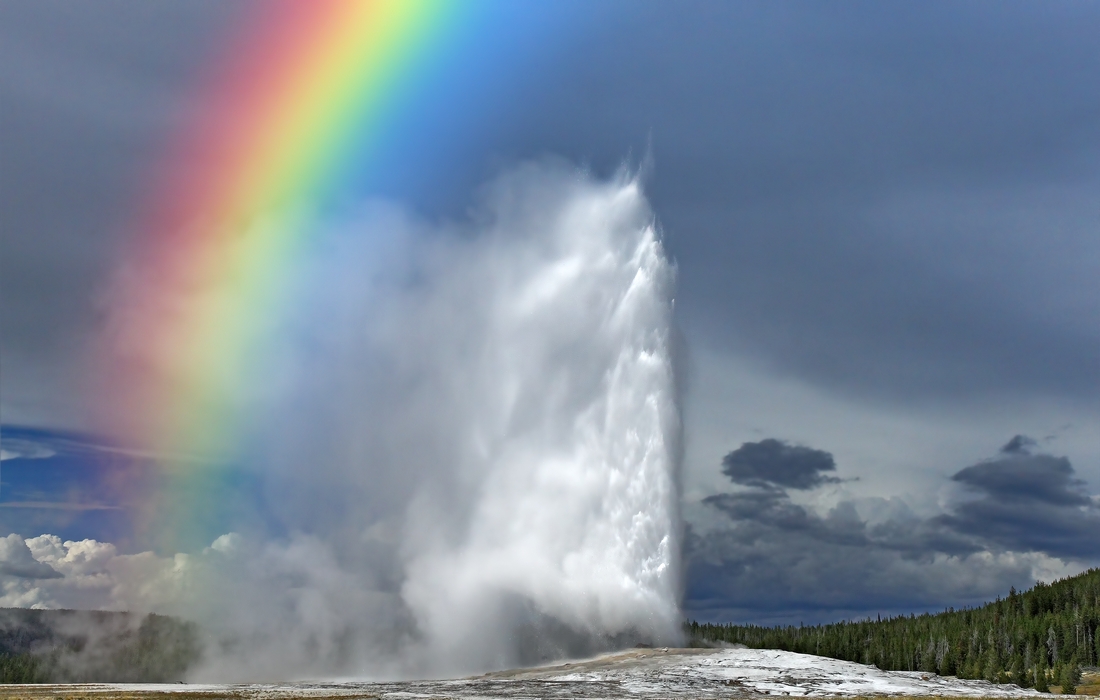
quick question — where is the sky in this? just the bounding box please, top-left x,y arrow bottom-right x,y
2,0 -> 1099,640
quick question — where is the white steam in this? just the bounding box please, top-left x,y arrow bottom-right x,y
7,162 -> 682,679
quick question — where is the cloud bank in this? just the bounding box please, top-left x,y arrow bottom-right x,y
686,437 -> 1099,625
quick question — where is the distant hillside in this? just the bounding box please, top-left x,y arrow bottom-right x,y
0,608 -> 200,682
689,568 -> 1099,693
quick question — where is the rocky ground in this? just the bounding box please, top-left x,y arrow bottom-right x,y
1,647 -> 1095,699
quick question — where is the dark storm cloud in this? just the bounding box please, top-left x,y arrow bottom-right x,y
4,1 -> 1100,427
935,498 -> 1100,562
952,452 -> 1089,507
496,1 -> 1100,402
721,439 -> 839,490
704,491 -> 870,549
688,437 -> 1100,624
933,437 -> 1100,559
702,478 -> 977,560
684,506 -> 1022,626
1001,435 -> 1037,455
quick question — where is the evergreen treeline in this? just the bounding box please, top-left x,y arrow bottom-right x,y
0,608 -> 201,682
689,568 -> 1100,693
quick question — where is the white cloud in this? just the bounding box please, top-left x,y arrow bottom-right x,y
0,533 -> 62,581
0,438 -> 56,461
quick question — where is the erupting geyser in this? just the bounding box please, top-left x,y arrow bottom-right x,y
396,166 -> 683,672
96,164 -> 682,679
273,164 -> 683,676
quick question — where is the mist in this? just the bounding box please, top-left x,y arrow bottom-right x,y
5,162 -> 683,680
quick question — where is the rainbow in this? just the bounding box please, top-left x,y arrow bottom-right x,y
101,0 -> 568,548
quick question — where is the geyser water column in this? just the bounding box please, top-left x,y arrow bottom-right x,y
227,164 -> 684,677
385,167 -> 684,672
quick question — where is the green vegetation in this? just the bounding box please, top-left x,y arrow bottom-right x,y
688,568 -> 1100,691
0,650 -> 42,683
0,609 -> 201,682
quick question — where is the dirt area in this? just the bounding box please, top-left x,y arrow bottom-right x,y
1073,670 -> 1100,696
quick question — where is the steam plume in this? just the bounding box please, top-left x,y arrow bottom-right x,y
10,162 -> 682,679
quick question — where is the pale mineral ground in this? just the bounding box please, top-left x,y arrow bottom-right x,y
2,646 -> 1086,700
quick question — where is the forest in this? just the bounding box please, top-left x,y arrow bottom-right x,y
3,570 -> 1098,686
0,608 -> 200,682
689,568 -> 1100,693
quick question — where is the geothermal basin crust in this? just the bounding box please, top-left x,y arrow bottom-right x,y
0,647 -> 1071,699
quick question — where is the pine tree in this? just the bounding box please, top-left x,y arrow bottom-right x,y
1035,653 -> 1050,693
984,644 -> 1003,683
1059,659 -> 1080,696
941,649 -> 956,677
921,640 -> 938,674
960,646 -> 976,679
1010,654 -> 1028,688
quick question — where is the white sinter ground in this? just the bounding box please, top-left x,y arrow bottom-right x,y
536,647 -> 1046,697
40,648 -> 1047,698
